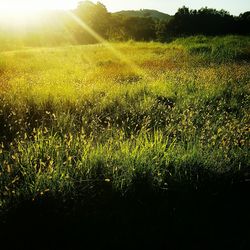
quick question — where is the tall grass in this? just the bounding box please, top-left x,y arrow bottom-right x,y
0,36 -> 249,212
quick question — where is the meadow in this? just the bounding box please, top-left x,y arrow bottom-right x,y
0,35 -> 249,248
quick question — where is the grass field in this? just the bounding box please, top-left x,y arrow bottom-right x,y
0,35 -> 250,249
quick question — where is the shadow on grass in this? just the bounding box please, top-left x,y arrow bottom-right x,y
1,179 -> 250,250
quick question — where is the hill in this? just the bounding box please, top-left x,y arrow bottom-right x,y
114,9 -> 172,21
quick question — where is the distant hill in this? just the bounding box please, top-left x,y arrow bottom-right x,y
114,9 -> 172,21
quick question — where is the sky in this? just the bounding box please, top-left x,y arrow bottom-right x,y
100,0 -> 250,15
0,0 -> 249,15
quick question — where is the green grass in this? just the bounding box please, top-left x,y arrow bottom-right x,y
0,36 -> 249,212
173,35 -> 250,62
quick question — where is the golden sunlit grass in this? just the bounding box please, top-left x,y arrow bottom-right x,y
0,36 -> 249,212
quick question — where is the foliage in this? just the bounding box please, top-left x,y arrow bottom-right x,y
73,1 -> 111,43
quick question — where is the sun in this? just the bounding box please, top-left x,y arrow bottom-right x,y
0,0 -> 76,26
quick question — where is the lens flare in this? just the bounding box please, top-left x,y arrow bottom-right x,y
0,0 -> 75,26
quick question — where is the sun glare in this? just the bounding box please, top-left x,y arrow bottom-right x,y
0,0 -> 76,26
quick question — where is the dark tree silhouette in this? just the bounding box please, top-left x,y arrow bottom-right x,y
164,6 -> 249,38
237,11 -> 250,34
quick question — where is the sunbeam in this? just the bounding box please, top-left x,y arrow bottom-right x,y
66,11 -> 148,78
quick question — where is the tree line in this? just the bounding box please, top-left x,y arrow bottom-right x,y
72,1 -> 250,43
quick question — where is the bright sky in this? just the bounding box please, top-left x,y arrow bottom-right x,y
0,0 -> 249,15
101,0 -> 250,15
